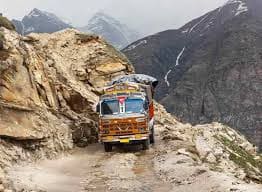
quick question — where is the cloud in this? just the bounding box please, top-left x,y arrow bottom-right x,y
105,0 -> 227,35
0,0 -> 227,35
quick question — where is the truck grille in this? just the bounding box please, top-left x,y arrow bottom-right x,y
111,123 -> 131,131
102,122 -> 147,135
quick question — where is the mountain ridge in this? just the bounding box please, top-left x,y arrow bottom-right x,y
12,9 -> 141,49
79,11 -> 141,49
12,8 -> 72,35
123,0 -> 262,150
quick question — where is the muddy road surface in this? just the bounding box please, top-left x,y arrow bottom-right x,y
7,143 -> 172,192
6,127 -> 262,192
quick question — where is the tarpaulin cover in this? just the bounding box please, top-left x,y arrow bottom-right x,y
108,74 -> 158,88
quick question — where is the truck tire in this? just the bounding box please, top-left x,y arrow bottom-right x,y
104,143 -> 113,152
142,139 -> 150,150
150,127 -> 155,144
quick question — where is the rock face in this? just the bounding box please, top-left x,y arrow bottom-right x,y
154,103 -> 262,187
80,12 -> 141,49
123,0 -> 262,150
0,27 -> 132,144
12,8 -> 72,35
0,26 -> 133,190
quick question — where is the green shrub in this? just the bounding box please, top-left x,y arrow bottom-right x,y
0,16 -> 15,30
216,135 -> 262,180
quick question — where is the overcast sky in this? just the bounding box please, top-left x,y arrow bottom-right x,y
0,0 -> 227,35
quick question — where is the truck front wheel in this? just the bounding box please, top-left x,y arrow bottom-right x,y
104,143 -> 113,152
150,128 -> 155,144
142,139 -> 150,150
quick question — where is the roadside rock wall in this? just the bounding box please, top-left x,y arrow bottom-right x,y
154,103 -> 262,184
0,27 -> 133,189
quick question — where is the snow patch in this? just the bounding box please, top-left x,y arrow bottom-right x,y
204,21 -> 214,30
189,14 -> 209,33
88,12 -> 119,27
125,40 -> 147,51
176,47 -> 186,66
87,12 -> 140,48
182,29 -> 189,34
164,47 -> 186,87
235,1 -> 248,16
88,25 -> 103,32
25,26 -> 35,33
164,70 -> 172,87
227,0 -> 248,16
27,10 -> 40,18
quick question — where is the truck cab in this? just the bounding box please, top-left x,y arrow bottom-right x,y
97,78 -> 157,152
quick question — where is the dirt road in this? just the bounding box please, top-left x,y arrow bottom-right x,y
6,127 -> 262,192
7,142 -> 173,192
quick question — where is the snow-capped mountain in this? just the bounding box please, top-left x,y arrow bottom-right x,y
79,12 -> 140,49
12,8 -> 72,35
123,0 -> 262,150
12,10 -> 140,49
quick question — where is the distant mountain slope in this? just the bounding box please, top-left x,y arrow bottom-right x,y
12,8 -> 72,35
123,0 -> 262,150
79,12 -> 140,49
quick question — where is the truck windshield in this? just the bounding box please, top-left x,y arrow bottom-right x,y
101,100 -> 119,115
125,98 -> 144,113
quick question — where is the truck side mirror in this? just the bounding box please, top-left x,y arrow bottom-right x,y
96,104 -> 100,113
144,101 -> 149,110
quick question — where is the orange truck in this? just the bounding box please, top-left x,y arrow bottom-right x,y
97,74 -> 158,152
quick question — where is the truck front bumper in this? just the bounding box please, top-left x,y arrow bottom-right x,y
100,134 -> 149,144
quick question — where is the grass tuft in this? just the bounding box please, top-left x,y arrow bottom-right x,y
215,135 -> 262,182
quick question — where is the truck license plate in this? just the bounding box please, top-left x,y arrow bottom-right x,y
120,139 -> 130,143
106,136 -> 114,141
135,134 -> 142,139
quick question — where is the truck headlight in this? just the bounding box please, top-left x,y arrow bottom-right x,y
136,118 -> 146,122
102,120 -> 110,124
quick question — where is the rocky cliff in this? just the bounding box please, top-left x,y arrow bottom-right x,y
0,26 -> 133,190
123,0 -> 262,151
155,103 -> 262,186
